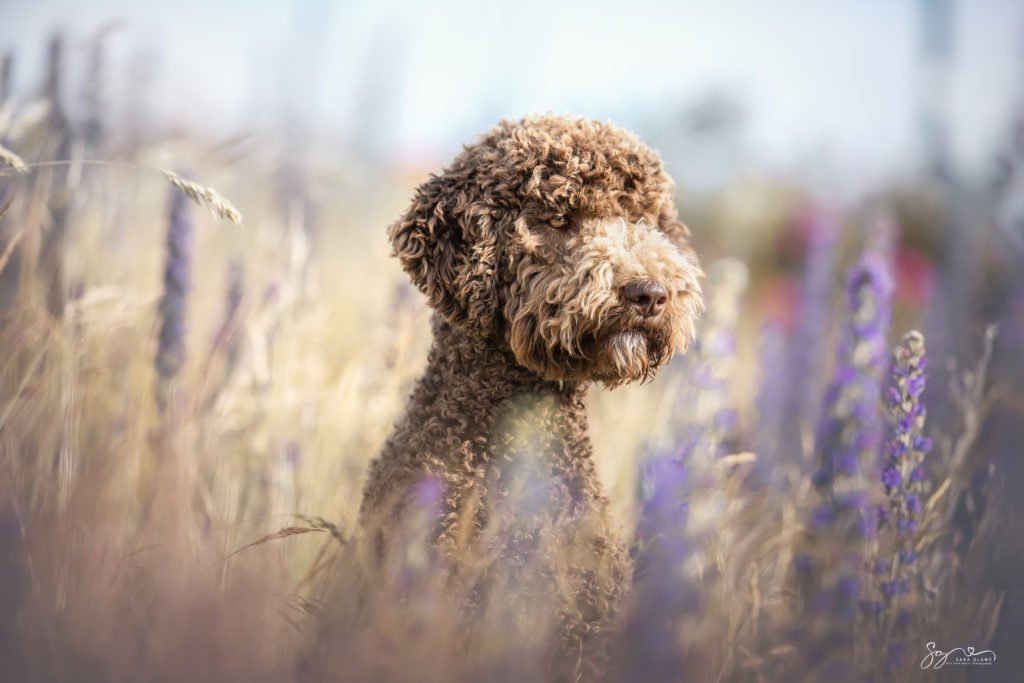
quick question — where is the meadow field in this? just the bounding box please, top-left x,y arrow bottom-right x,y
1,23 -> 1024,683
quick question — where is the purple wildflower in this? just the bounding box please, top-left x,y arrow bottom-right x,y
634,455 -> 691,572
876,504 -> 890,526
881,331 -> 930,541
905,494 -> 922,514
882,466 -> 901,489
812,503 -> 835,527
860,600 -> 883,617
813,252 -> 893,494
756,209 -> 841,487
809,251 -> 893,544
884,639 -> 907,673
155,177 -> 193,412
677,259 -> 747,463
391,474 -> 446,593
800,251 -> 893,673
897,517 -> 918,534
621,455 -> 700,681
869,331 -> 931,661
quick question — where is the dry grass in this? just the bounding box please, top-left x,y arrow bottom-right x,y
0,87 -> 1016,682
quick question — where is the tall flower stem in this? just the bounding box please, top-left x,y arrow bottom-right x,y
155,177 -> 193,414
878,331 -> 930,663
801,251 -> 893,674
812,252 -> 893,529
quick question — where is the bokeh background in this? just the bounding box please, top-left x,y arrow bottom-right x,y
2,1 -> 1024,681
9,0 -> 1024,180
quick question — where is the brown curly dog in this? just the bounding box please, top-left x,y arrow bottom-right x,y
359,114 -> 703,676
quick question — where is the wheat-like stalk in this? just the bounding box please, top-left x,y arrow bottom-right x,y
224,526 -> 325,559
162,169 -> 242,226
0,143 -> 28,174
0,226 -> 23,277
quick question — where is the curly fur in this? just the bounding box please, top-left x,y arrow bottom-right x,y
359,114 -> 704,675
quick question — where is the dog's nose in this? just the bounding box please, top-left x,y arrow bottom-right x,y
623,280 -> 669,317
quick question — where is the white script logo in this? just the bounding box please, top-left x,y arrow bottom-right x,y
920,641 -> 996,670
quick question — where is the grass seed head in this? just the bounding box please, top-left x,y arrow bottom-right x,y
0,143 -> 28,174
162,169 -> 242,226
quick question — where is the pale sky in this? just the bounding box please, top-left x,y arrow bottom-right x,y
2,0 -> 1023,186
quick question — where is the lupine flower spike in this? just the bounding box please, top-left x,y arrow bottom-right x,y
872,331 -> 930,670
811,253 -> 893,550
799,252 -> 893,676
155,178 -> 194,412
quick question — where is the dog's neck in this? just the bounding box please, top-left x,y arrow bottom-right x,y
392,315 -> 593,482
361,313 -> 599,520
424,314 -> 587,405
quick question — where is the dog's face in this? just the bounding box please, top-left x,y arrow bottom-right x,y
390,115 -> 703,387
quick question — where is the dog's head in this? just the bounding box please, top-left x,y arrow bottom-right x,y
390,115 -> 703,387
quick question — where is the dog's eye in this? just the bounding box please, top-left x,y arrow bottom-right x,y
548,214 -> 568,228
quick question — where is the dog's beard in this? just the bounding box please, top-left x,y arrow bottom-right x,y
590,323 -> 675,387
508,309 -> 683,387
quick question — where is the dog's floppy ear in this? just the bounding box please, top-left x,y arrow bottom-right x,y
388,167 -> 501,335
